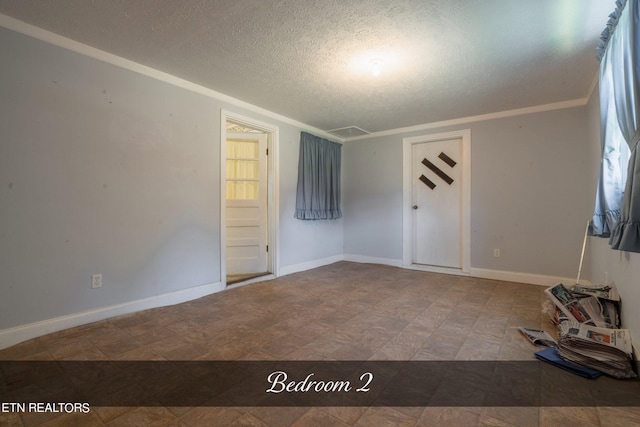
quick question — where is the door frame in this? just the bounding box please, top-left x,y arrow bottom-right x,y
402,129 -> 471,274
220,110 -> 279,286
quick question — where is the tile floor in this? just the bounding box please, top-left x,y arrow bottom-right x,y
0,262 -> 638,426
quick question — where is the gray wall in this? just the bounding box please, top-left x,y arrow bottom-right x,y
344,107 -> 593,279
586,83 -> 640,346
276,127 -> 344,268
8,22 -> 634,345
0,27 -> 343,330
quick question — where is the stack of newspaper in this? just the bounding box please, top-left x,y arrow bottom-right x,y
556,321 -> 637,379
518,327 -> 556,347
544,283 -> 620,329
541,283 -> 636,378
572,284 -> 621,328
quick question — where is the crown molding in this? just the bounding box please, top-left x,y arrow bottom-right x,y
0,12 -> 596,144
344,98 -> 589,142
0,13 -> 341,142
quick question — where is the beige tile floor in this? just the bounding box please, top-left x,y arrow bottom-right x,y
1,262 -> 638,426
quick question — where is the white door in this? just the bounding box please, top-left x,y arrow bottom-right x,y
225,132 -> 268,275
411,138 -> 463,268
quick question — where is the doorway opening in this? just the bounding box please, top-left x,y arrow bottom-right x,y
221,111 -> 279,287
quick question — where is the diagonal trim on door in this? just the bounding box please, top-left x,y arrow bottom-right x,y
422,157 -> 454,185
419,174 -> 436,189
438,152 -> 457,168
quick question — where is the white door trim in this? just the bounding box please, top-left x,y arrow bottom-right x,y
220,110 -> 280,285
402,129 -> 471,274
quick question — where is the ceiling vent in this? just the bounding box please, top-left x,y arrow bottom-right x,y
327,126 -> 370,139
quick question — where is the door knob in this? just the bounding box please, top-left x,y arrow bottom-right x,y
412,205 -> 418,210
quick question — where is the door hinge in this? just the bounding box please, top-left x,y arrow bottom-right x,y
266,245 -> 269,252
266,148 -> 269,156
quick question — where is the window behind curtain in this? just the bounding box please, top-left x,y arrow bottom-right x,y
591,0 -> 640,253
294,132 -> 342,220
590,76 -> 632,237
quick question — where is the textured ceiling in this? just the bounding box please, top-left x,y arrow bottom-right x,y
0,0 -> 614,135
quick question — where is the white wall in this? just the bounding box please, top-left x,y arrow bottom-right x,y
0,26 -> 343,339
586,83 -> 640,346
344,107 -> 593,281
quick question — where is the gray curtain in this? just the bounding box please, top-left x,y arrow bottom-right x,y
590,38 -> 628,237
294,132 -> 342,220
599,0 -> 640,252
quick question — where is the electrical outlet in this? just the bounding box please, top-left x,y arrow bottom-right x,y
493,248 -> 500,258
91,274 -> 102,289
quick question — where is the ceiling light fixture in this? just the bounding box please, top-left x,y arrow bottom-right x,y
369,58 -> 383,76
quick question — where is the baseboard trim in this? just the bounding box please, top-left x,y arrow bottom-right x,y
341,257 -> 581,287
469,268 -> 590,287
343,254 -> 403,267
403,264 -> 470,276
278,255 -> 345,277
0,259 -> 593,350
0,281 -> 223,350
2,254 -> 347,350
